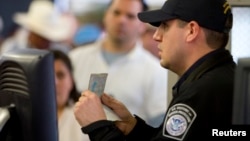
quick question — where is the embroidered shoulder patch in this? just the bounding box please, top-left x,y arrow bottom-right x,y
163,103 -> 196,140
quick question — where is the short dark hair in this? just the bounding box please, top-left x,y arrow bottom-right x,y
107,0 -> 149,12
177,20 -> 230,49
203,29 -> 229,49
205,13 -> 232,49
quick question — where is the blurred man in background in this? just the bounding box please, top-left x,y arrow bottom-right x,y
69,0 -> 168,127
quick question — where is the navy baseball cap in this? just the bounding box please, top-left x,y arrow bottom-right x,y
138,0 -> 233,33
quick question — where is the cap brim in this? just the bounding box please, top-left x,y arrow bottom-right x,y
138,10 -> 176,27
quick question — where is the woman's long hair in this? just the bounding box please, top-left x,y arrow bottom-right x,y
51,50 -> 80,106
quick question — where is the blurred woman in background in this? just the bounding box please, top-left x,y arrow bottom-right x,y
52,50 -> 89,141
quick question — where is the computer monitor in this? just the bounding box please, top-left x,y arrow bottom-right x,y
0,48 -> 58,141
232,57 -> 250,125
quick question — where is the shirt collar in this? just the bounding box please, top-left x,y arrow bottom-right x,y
173,48 -> 226,91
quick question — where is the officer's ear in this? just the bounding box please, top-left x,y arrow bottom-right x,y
186,21 -> 200,42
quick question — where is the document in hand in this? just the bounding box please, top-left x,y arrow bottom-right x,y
88,73 -> 121,121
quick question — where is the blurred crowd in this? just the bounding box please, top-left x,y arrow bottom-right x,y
0,0 -> 160,58
0,0 -> 168,141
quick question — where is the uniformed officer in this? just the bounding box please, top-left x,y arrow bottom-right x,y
74,0 -> 235,140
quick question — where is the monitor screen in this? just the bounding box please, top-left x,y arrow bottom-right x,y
232,57 -> 250,125
0,48 -> 58,141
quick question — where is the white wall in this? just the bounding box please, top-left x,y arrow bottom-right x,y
68,0 -> 165,15
231,7 -> 250,63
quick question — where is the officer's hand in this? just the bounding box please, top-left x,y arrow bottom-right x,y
101,94 -> 137,135
74,90 -> 107,127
